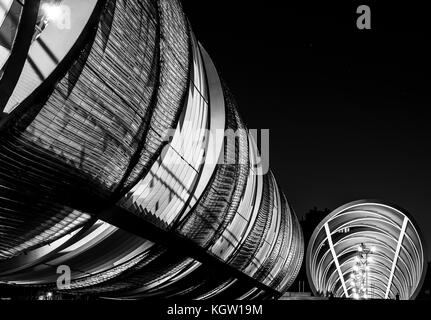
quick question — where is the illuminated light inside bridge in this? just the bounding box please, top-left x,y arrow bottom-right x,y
306,200 -> 427,300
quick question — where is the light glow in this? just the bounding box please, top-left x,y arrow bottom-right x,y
41,3 -> 63,21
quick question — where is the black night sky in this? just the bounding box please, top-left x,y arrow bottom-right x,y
182,1 -> 431,256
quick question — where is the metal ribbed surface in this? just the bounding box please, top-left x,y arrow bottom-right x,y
0,0 -> 304,299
